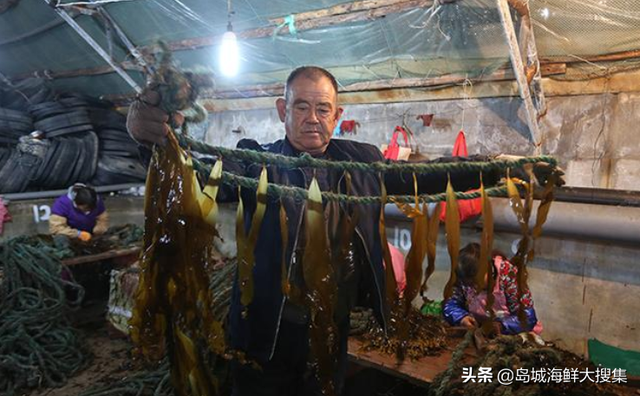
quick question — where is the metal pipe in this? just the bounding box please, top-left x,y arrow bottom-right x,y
491,198 -> 640,245
554,186 -> 640,208
44,0 -> 142,93
385,196 -> 640,245
1,183 -> 144,202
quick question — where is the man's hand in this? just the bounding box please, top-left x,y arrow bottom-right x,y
495,154 -> 566,187
78,231 -> 92,242
126,89 -> 173,146
460,315 -> 478,329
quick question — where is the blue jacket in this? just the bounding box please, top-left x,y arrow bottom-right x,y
221,137 -> 498,363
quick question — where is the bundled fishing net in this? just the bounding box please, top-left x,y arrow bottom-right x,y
0,237 -> 88,396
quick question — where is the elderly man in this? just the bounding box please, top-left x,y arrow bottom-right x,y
127,66 -> 546,395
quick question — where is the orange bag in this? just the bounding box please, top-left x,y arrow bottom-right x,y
439,131 -> 482,222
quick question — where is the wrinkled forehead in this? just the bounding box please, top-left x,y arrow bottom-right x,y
285,75 -> 338,105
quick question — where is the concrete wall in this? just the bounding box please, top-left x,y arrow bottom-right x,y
204,92 -> 640,190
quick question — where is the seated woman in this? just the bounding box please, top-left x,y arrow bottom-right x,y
49,184 -> 109,242
443,243 -> 542,335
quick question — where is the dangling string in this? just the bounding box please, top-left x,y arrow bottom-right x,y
460,77 -> 472,132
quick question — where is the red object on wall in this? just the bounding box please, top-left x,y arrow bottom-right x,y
439,130 -> 482,222
383,126 -> 410,160
417,114 -> 435,127
339,120 -> 359,135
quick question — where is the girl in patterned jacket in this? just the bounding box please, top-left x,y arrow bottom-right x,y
443,242 -> 542,335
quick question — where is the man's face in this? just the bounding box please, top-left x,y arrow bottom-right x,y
276,75 -> 343,156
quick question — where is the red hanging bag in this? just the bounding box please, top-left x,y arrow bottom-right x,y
439,131 -> 482,222
383,126 -> 411,161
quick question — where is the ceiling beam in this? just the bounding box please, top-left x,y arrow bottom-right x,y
142,0 -> 444,55
268,0 -> 454,25
103,63 -> 566,105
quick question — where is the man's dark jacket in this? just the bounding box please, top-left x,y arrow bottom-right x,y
221,137 -> 496,364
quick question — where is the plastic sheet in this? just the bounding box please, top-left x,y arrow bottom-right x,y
1,0 -> 640,96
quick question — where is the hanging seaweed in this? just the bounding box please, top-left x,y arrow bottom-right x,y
506,171 -> 533,325
279,202 -> 290,296
378,176 -> 399,307
443,176 -> 461,300
130,133 -> 225,396
476,176 -> 493,291
236,167 -> 268,309
303,178 -> 338,396
529,171 -> 558,260
420,199 -> 441,303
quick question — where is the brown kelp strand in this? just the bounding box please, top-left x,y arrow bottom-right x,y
506,173 -> 534,325
476,178 -> 493,291
303,178 -> 339,396
443,177 -> 461,300
420,201 -> 441,301
279,202 -> 290,296
530,172 -> 558,257
390,175 -> 428,359
236,167 -> 268,309
378,178 -> 398,306
360,308 -> 447,360
130,134 -> 225,396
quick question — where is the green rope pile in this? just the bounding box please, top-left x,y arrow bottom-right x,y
0,237 -> 88,396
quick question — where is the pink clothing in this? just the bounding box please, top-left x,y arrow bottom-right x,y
387,243 -> 406,294
0,198 -> 11,235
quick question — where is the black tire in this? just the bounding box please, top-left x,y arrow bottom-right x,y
44,124 -> 94,138
32,139 -> 59,185
81,132 -> 99,182
0,107 -> 32,124
34,111 -> 90,132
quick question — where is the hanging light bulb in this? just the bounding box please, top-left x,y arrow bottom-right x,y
219,1 -> 240,77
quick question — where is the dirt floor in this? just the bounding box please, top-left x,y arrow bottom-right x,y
25,326 -> 131,396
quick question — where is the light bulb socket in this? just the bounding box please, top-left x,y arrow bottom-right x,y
227,21 -> 233,32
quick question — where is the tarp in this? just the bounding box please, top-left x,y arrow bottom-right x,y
1,0 -> 640,98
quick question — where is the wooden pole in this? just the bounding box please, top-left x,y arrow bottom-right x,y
508,0 -> 546,117
496,0 -> 541,151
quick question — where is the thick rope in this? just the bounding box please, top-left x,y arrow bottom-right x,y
0,238 -> 88,396
178,134 -> 557,175
190,158 -> 509,204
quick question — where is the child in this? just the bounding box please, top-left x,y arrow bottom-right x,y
49,183 -> 109,242
443,243 -> 542,335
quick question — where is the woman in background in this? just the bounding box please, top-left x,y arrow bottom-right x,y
49,183 -> 108,242
443,243 -> 542,335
